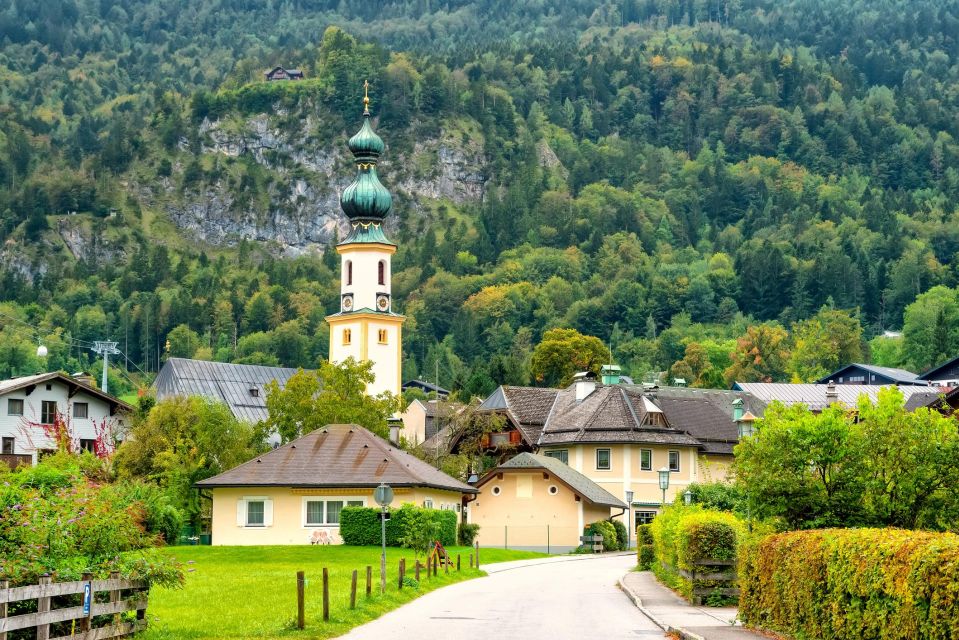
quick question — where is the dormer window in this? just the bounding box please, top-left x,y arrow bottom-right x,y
249,388 -> 259,398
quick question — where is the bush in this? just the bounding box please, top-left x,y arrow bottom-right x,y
638,544 -> 655,570
637,523 -> 654,545
611,519 -> 628,550
739,528 -> 959,640
651,506 -> 744,603
340,505 -> 457,548
584,520 -> 617,551
458,523 -> 480,546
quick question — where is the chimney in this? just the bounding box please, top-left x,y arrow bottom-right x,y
826,380 -> 839,405
601,364 -> 622,385
573,371 -> 597,401
732,397 -> 744,422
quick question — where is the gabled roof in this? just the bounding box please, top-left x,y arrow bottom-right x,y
0,372 -> 132,412
196,423 -> 477,493
478,385 -> 559,445
538,385 -> 703,448
918,355 -> 959,381
733,382 -> 943,412
153,357 -> 299,423
481,452 -> 627,509
815,363 -> 922,385
403,379 -> 450,396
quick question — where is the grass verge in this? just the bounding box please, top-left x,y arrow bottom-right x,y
141,545 -> 546,639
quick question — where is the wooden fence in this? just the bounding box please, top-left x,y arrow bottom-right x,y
677,559 -> 739,605
0,572 -> 148,640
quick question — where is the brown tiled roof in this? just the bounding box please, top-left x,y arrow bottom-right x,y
196,424 -> 477,493
482,453 -> 627,509
502,386 -> 558,424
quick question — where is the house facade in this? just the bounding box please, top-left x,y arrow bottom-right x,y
0,372 -> 130,468
815,363 -> 924,386
264,66 -> 304,81
196,423 -> 476,545
470,452 -> 627,553
400,399 -> 461,446
918,355 -> 959,386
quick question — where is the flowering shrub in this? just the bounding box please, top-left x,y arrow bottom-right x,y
0,454 -> 183,588
739,528 -> 959,640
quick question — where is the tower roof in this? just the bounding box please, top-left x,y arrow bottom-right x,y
339,82 -> 393,233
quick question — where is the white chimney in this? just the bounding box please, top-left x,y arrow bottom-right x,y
573,372 -> 596,401
389,425 -> 401,445
825,381 -> 839,405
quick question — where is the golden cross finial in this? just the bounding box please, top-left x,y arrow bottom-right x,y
363,80 -> 370,114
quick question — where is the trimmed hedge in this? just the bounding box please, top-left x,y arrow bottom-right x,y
651,506 -> 744,602
611,519 -> 628,551
637,524 -> 654,569
340,505 -> 457,547
739,528 -> 959,640
584,520 -> 618,551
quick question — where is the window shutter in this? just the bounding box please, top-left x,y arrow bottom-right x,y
264,499 -> 274,527
509,430 -> 521,444
236,499 -> 245,526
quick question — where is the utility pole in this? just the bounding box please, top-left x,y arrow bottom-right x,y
92,341 -> 120,393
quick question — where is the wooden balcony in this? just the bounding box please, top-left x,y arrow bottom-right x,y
0,453 -> 32,470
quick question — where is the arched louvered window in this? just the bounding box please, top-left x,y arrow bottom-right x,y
378,260 -> 386,286
346,260 -> 353,286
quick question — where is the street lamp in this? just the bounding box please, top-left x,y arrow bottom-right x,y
684,489 -> 693,505
658,467 -> 670,506
624,489 -> 634,550
373,483 -> 394,594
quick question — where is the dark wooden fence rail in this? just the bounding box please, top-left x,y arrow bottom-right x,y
0,572 -> 149,640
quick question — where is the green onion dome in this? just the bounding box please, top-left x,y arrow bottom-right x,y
340,93 -> 392,222
347,115 -> 385,162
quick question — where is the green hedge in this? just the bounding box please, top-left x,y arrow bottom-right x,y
739,528 -> 959,640
637,524 -> 655,569
651,506 -> 744,602
584,520 -> 618,551
340,505 -> 457,547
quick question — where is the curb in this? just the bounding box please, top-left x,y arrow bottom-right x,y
618,575 -> 706,640
485,551 -> 635,574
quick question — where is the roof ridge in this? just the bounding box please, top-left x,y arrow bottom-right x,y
620,387 -> 643,431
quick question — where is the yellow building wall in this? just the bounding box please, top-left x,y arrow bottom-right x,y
469,470 -> 615,552
400,400 -> 427,445
210,486 -> 464,546
698,455 -> 734,482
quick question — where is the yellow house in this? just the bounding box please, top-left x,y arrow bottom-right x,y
470,452 -> 627,553
476,376 -> 762,535
196,423 -> 477,545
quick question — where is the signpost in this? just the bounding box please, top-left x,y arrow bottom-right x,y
374,483 -> 394,595
82,582 -> 92,616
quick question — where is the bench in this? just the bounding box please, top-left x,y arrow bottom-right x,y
580,534 -> 604,553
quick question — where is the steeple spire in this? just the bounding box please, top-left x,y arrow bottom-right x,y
339,82 -> 393,245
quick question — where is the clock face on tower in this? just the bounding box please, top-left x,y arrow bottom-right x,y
341,294 -> 354,312
376,294 -> 391,312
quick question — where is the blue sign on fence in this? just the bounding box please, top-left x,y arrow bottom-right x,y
82,582 -> 92,616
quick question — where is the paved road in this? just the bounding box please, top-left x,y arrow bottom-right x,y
336,553 -> 665,640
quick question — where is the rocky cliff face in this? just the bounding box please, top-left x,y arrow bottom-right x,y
152,113 -> 489,255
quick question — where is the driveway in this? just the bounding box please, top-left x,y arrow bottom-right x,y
336,553 -> 665,640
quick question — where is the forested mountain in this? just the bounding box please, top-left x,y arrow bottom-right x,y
3,0 -> 959,396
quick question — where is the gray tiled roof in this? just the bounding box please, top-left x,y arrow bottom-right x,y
197,423 -> 477,493
733,382 -> 943,412
153,357 -> 300,423
490,452 -> 627,508
0,372 -> 131,411
815,363 -> 922,385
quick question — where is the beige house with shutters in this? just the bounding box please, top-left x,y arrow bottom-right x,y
196,423 -> 477,545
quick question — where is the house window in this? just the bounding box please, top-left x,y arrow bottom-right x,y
423,499 -> 434,509
596,448 -> 611,470
378,260 -> 386,286
41,401 -> 57,425
7,399 -> 23,416
346,260 -> 353,286
668,450 -> 680,472
306,500 -> 324,525
343,329 -> 352,345
378,329 -> 388,344
246,500 -> 265,526
73,402 -> 89,419
79,439 -> 96,453
1,437 -> 13,454
305,499 -> 364,526
636,510 -> 657,525
544,449 -> 568,464
640,449 -> 652,471
326,501 -> 344,524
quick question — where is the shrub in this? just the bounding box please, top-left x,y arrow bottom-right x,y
340,505 -> 457,548
739,528 -> 959,640
651,506 -> 744,603
584,520 -> 617,551
638,544 -> 655,570
458,523 -> 480,546
611,518 -> 628,550
637,523 -> 654,545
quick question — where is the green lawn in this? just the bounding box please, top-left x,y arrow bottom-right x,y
141,546 -> 546,640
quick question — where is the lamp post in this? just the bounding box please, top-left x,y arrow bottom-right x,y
684,489 -> 693,505
373,483 -> 394,594
624,489 -> 634,550
658,467 -> 670,507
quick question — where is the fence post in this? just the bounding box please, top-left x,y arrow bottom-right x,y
505,526 -> 508,550
36,574 -> 51,640
469,554 -> 473,568
456,554 -> 461,571
322,568 -> 329,622
475,541 -> 480,569
398,559 -> 404,589
547,525 -> 550,555
296,571 -> 305,630
350,570 -> 358,610
445,556 -> 449,574
80,572 -> 93,633
365,566 -> 372,597
1,579 -> 8,640
109,571 -> 120,626
415,561 -> 421,582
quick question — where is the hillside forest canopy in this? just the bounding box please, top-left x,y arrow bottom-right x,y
2,1 -> 959,397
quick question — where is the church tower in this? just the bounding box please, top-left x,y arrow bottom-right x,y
326,84 -> 404,397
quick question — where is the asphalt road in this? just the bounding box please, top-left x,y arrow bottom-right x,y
335,553 -> 665,640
